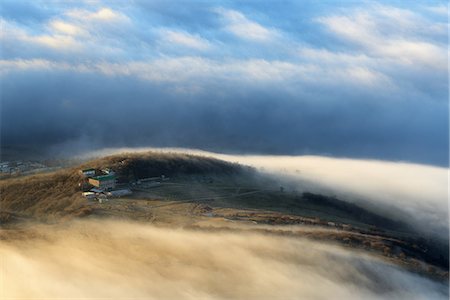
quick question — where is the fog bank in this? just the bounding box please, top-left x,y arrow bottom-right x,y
84,147 -> 449,238
2,220 -> 447,299
218,154 -> 449,238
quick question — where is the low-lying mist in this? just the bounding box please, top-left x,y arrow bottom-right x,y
220,155 -> 449,239
2,220 -> 447,299
83,147 -> 449,239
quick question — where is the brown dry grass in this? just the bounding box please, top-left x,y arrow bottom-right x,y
0,151 -> 246,222
0,168 -> 85,221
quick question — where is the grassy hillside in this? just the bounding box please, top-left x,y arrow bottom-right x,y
0,151 -> 249,221
0,169 -> 85,222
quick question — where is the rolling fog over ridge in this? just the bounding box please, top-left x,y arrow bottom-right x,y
81,147 -> 449,239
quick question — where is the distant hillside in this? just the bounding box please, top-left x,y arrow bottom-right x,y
0,151 -> 249,221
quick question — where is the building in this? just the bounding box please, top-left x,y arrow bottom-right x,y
0,162 -> 11,173
82,192 -> 96,199
80,168 -> 96,177
101,168 -> 115,175
88,174 -> 116,190
107,189 -> 132,197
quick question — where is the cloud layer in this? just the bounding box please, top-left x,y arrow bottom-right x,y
2,220 -> 447,299
0,1 -> 447,165
223,154 -> 449,238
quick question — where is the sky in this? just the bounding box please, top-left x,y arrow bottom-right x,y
0,0 -> 448,166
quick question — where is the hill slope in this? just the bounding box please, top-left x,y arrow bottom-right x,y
0,152 -> 248,221
0,151 -> 448,280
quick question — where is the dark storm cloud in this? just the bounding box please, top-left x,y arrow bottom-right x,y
1,66 -> 447,165
0,0 -> 447,165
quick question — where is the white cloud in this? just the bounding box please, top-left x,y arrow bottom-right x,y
0,20 -> 83,51
1,16 -> 129,57
0,56 -> 392,91
216,8 -> 277,42
0,59 -> 86,73
317,6 -> 447,71
49,20 -> 86,36
298,47 -> 372,64
93,7 -> 122,21
380,39 -> 445,68
318,14 -> 375,44
65,7 -> 129,23
0,57 -> 277,82
425,5 -> 448,16
297,47 -> 392,87
345,66 -> 386,85
160,29 -> 211,50
32,34 -> 82,50
93,57 -> 304,83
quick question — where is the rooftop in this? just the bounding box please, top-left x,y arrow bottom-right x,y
91,174 -> 116,181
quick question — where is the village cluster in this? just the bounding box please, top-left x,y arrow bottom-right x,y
0,160 -> 54,175
79,168 -> 132,202
79,168 -> 169,202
